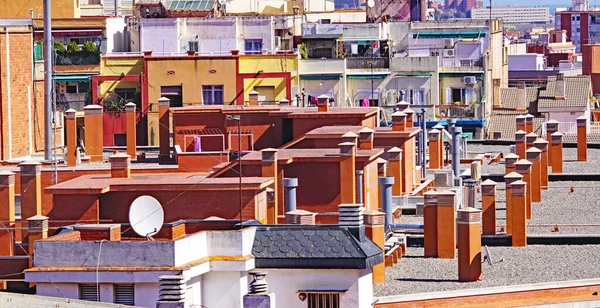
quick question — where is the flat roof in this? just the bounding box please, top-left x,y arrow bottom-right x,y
241,148 -> 384,163
171,105 -> 379,118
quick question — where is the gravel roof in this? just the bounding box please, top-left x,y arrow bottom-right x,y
374,244 -> 600,296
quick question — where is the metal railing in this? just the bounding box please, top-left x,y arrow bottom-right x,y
542,121 -> 577,136
591,122 -> 600,133
346,57 -> 389,69
436,104 -> 475,119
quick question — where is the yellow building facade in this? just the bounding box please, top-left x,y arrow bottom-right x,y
2,0 -> 80,18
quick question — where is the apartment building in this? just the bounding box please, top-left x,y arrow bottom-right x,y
556,10 -> 600,52
471,6 -> 550,24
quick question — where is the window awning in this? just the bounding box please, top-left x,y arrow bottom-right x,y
34,29 -> 104,36
347,74 -> 388,79
54,75 -> 92,83
300,75 -> 341,81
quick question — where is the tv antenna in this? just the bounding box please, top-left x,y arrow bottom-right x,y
128,195 -> 164,241
481,245 -> 503,265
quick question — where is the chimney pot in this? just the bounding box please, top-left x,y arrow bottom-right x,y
109,153 -> 131,178
261,148 -> 278,163
554,74 -> 566,100
339,142 -> 356,156
316,94 -> 330,112
285,210 -> 315,225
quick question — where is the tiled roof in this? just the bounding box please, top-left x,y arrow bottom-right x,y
537,76 -> 591,109
561,133 -> 600,144
252,225 -> 383,269
486,112 -> 544,140
499,87 -> 539,113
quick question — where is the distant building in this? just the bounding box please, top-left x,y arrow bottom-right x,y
471,6 -> 550,24
556,10 -> 600,52
445,0 -> 476,13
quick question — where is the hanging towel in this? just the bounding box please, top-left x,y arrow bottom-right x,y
194,136 -> 202,152
362,97 -> 370,107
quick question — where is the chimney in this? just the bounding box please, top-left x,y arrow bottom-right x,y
27,215 -> 48,267
157,275 -> 186,308
158,97 -> 171,163
386,147 -> 403,196
526,148 -> 542,203
339,142 -> 356,204
525,132 -> 537,149
316,94 -> 330,112
451,126 -> 463,179
525,114 -> 534,134
577,116 -> 587,162
20,161 -> 42,243
249,90 -> 259,106
391,111 -> 407,132
396,101 -> 409,111
480,179 -> 497,235
423,191 -> 438,258
110,153 -> 131,178
550,132 -> 564,174
358,127 -> 374,150
504,172 -> 523,235
279,98 -> 289,107
65,109 -> 77,167
457,207 -> 482,282
515,159 -> 533,220
363,210 -> 386,284
432,123 -> 446,166
428,129 -> 442,169
0,171 -> 15,256
285,209 -> 315,225
555,73 -> 566,100
516,82 -> 527,112
515,115 -> 526,132
342,132 -> 359,154
83,104 -> 104,162
545,120 -> 559,165
505,153 -> 519,174
404,109 -> 415,128
262,149 -> 278,224
125,102 -> 137,160
282,178 -> 298,213
338,203 -> 364,226
437,190 -> 457,259
376,158 -> 387,177
510,180 -> 528,247
533,139 -> 549,190
470,161 -> 481,183
378,177 -> 394,228
515,130 -> 527,159
243,272 -> 275,308
463,179 -> 476,208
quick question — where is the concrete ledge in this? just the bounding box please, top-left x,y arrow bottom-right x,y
483,173 -> 600,182
406,234 -> 600,247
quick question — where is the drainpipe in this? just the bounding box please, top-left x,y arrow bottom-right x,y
378,177 -> 394,229
356,170 -> 363,204
5,29 -> 12,160
416,113 -> 422,166
421,108 -> 427,178
282,178 -> 298,213
452,126 -> 463,179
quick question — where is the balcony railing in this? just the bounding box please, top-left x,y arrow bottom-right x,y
346,57 -> 389,69
436,104 -> 475,119
55,51 -> 101,65
56,93 -> 90,111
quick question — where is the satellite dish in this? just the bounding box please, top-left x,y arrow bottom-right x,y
367,0 -> 375,7
481,245 -> 503,266
128,195 -> 164,239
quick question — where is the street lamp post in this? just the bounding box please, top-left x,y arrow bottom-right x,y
227,115 -> 243,228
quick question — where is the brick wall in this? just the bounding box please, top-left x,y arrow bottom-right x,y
0,27 -> 35,159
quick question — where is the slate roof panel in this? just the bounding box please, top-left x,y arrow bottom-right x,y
537,76 -> 591,109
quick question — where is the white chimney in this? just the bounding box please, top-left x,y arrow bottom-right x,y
555,73 -> 566,100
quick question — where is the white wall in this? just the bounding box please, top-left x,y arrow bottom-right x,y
181,19 -> 237,54
265,268 -> 372,308
105,17 -> 127,53
508,54 -> 545,71
237,18 -> 274,53
37,283 -> 79,299
140,18 -> 180,53
135,283 -> 159,307
202,271 -> 249,308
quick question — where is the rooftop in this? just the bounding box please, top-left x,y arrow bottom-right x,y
537,76 -> 591,109
170,105 -> 379,118
240,148 -> 384,163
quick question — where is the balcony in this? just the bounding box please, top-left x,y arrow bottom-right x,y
346,57 -> 389,70
439,57 -> 484,73
299,58 -> 345,75
56,93 -> 91,111
55,51 -> 101,66
436,104 -> 475,119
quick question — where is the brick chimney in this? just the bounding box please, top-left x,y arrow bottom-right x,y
545,120 -> 559,165
577,116 -> 587,162
525,132 -> 537,149
285,209 -> 315,225
110,153 -> 131,178
533,139 -> 549,190
550,132 -> 564,174
358,127 -> 374,150
261,148 -> 278,224
480,179 -> 496,235
425,190 -> 456,259
20,161 -> 42,242
457,207 -> 482,282
504,172 -> 523,235
339,142 -> 356,204
83,104 -> 104,162
125,102 -> 137,160
428,129 -> 442,169
376,158 -> 387,177
516,82 -> 527,112
396,101 -> 409,111
423,191 -> 438,258
65,109 -> 77,167
515,115 -> 526,132
391,111 -> 407,132
515,159 -> 533,220
525,114 -> 534,134
363,210 -> 386,284
0,171 -> 15,256
249,90 -> 259,106
504,153 -> 519,174
515,130 -> 527,159
386,147 -> 403,196
279,98 -> 290,107
510,180 -> 527,247
158,97 -> 171,162
342,132 -> 359,154
555,73 -> 566,100
403,109 -> 415,128
317,94 -> 330,112
433,124 -> 445,165
27,215 -> 48,267
526,148 -> 542,203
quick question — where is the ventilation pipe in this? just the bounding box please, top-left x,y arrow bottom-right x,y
356,170 -> 364,204
378,177 -> 394,229
416,113 -> 422,166
421,108 -> 427,177
452,126 -> 463,179
282,178 -> 298,213
463,179 -> 476,209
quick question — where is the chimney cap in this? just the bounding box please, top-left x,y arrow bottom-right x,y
516,115 -> 526,119
423,190 -> 438,196
551,131 -> 564,137
282,178 -> 298,187
378,176 -> 394,185
359,127 -> 374,134
342,132 -> 359,138
317,94 -> 330,99
505,153 -> 520,159
510,180 -> 527,187
249,90 -> 259,95
457,207 -> 481,213
504,171 -> 524,179
515,130 -> 527,135
533,138 -> 549,145
403,108 -> 415,115
432,123 -> 445,129
526,132 -> 538,137
376,157 -> 387,163
525,114 -> 534,119
392,111 -> 407,117
515,159 -> 533,166
526,147 -> 542,153
388,146 -> 402,153
546,119 -> 559,124
436,190 -> 456,196
19,160 -> 41,166
0,170 -> 15,176
110,152 -> 131,159
428,128 -> 441,134
481,179 -> 497,186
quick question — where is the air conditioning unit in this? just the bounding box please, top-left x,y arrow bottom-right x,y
444,38 -> 454,48
443,48 -> 454,57
434,170 -> 453,187
319,19 -> 331,24
274,36 -> 282,49
463,76 -> 477,85
58,83 -> 67,94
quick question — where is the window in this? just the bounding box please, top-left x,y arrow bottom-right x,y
244,39 -> 263,54
411,89 -> 425,105
160,86 -> 183,107
577,28 -> 580,33
114,88 -> 137,102
188,41 -> 198,52
79,284 -> 99,302
307,293 -> 340,308
114,284 -> 135,305
577,16 -> 580,21
202,85 -> 224,105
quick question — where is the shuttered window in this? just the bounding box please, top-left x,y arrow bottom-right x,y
79,284 -> 99,302
114,284 -> 135,305
307,293 -> 340,308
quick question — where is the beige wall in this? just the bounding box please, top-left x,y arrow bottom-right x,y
0,0 -> 80,18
